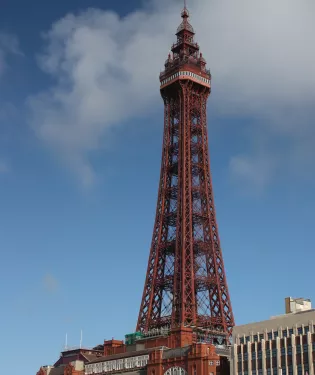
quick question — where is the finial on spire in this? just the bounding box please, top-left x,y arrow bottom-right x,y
181,0 -> 190,19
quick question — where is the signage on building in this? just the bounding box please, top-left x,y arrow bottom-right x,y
85,355 -> 150,374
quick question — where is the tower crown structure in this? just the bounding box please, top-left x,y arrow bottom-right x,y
137,5 -> 234,345
160,5 -> 210,91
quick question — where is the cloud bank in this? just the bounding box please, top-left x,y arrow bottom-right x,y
28,0 -> 315,188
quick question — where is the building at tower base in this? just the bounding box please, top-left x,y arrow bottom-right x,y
37,328 -> 231,375
231,297 -> 315,375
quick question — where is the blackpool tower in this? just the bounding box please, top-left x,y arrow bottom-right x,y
137,4 -> 235,344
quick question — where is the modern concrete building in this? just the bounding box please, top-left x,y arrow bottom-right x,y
231,298 -> 315,375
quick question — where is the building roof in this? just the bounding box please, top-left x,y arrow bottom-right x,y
88,347 -> 166,364
233,308 -> 315,337
47,367 -> 64,375
81,353 -> 104,362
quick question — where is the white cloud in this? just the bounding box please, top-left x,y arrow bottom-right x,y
229,155 -> 275,194
28,0 -> 315,188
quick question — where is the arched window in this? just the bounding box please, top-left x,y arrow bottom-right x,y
164,367 -> 187,375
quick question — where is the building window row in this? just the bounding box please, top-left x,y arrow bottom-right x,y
239,325 -> 314,344
238,367 -> 306,375
236,344 -> 314,363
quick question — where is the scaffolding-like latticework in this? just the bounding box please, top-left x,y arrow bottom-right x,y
137,6 -> 234,344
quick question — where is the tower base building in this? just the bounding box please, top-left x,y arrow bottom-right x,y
37,328 -> 231,375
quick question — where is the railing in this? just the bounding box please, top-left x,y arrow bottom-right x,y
160,59 -> 211,80
172,41 -> 199,51
136,326 -> 171,340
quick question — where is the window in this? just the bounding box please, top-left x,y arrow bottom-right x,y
305,326 -> 309,334
297,364 -> 302,375
304,354 -> 309,364
209,361 -> 214,366
288,366 -> 293,375
296,345 -> 301,354
268,332 -> 273,340
298,327 -> 303,335
289,329 -> 293,335
237,354 -> 242,361
273,368 -> 278,375
272,349 -> 277,357
260,334 -> 264,340
313,343 -> 315,350
282,369 -> 287,375
274,331 -> 278,338
267,369 -> 271,375
240,337 -> 244,344
287,346 -> 292,355
282,330 -> 287,337
258,351 -> 262,359
252,352 -> 256,359
266,349 -> 271,357
281,348 -> 286,355
303,344 -> 308,352
244,353 -> 248,361
246,336 -> 250,342
216,361 -> 220,366
254,335 -> 258,342
258,370 -> 262,375
252,372 -> 257,375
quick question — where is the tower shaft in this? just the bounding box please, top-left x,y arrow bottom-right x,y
137,6 -> 234,343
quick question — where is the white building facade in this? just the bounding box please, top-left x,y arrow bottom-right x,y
231,298 -> 315,375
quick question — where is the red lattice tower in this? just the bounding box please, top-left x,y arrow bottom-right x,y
137,5 -> 234,343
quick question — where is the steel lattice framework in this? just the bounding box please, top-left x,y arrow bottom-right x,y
137,6 -> 234,342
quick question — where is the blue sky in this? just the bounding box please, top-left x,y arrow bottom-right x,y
1,0 -> 315,373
